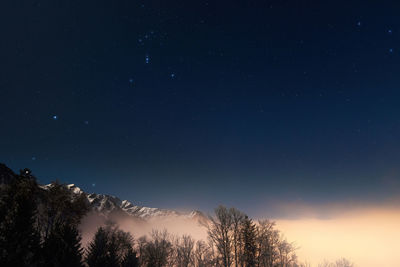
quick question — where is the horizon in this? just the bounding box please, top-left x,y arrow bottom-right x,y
2,1 -> 400,266
4,163 -> 400,266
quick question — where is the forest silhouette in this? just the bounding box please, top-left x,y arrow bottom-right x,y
0,164 -> 352,267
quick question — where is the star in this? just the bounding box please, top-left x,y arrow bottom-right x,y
388,29 -> 392,34
92,183 -> 96,187
31,157 -> 36,161
84,120 -> 89,125
170,73 -> 175,78
52,115 -> 58,120
389,48 -> 394,53
357,21 -> 362,27
145,55 -> 150,64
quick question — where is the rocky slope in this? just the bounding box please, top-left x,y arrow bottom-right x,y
54,184 -> 208,223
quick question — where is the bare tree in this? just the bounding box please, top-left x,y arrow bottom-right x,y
175,235 -> 195,267
137,236 -> 148,266
208,206 -> 234,267
256,220 -> 280,267
318,260 -> 335,267
298,261 -> 312,267
335,258 -> 353,267
276,238 -> 297,267
206,237 -> 220,267
230,208 -> 245,267
141,229 -> 173,267
319,258 -> 354,267
193,240 -> 215,267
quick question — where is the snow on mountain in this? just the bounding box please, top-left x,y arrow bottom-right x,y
0,164 -> 207,225
58,184 -> 207,223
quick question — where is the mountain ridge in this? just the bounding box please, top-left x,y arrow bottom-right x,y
47,183 -> 208,223
0,163 -> 208,225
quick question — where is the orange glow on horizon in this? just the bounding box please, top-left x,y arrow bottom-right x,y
276,207 -> 400,266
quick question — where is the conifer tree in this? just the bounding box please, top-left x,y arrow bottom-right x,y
107,231 -> 122,267
0,169 -> 41,267
86,225 -> 133,267
121,247 -> 139,267
86,227 -> 110,267
241,216 -> 257,267
41,222 -> 84,267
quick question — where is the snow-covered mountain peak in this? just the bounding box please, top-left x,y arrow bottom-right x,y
66,184 -> 84,195
59,184 -> 208,223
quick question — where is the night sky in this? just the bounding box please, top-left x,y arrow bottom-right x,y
1,0 -> 400,215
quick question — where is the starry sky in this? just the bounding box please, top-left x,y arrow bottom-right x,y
1,0 -> 400,215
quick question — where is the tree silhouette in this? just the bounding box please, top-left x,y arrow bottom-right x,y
37,181 -> 88,240
241,216 -> 257,267
208,205 -> 233,267
175,235 -> 194,267
121,247 -> 139,267
0,164 -> 306,267
141,230 -> 173,267
230,208 -> 245,267
0,169 -> 41,267
41,222 -> 84,267
86,225 -> 137,267
86,227 -> 111,267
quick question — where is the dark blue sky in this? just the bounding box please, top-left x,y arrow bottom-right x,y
1,0 -> 400,215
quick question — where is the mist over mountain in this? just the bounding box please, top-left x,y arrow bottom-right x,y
53,183 -> 211,243
1,163 -> 365,266
49,183 -> 208,223
0,163 -> 210,244
1,163 -> 207,223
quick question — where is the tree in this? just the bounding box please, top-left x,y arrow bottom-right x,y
193,240 -> 214,267
208,206 -> 233,267
86,225 -> 136,267
335,258 -> 353,267
86,227 -> 111,267
318,258 -> 353,267
0,169 -> 41,267
241,216 -> 257,267
137,236 -> 148,266
256,220 -> 280,267
276,238 -> 297,267
37,181 -> 88,240
175,235 -> 195,267
41,222 -> 84,267
107,231 -> 122,267
121,247 -> 139,267
141,229 -> 173,267
230,208 -> 244,267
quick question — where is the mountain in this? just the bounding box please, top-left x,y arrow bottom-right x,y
44,183 -> 208,224
0,163 -> 208,225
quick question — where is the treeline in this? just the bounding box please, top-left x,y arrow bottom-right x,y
0,166 -> 353,267
0,168 -> 89,267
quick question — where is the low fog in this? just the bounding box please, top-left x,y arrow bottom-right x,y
79,202 -> 400,267
275,203 -> 400,267
79,211 -> 208,247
